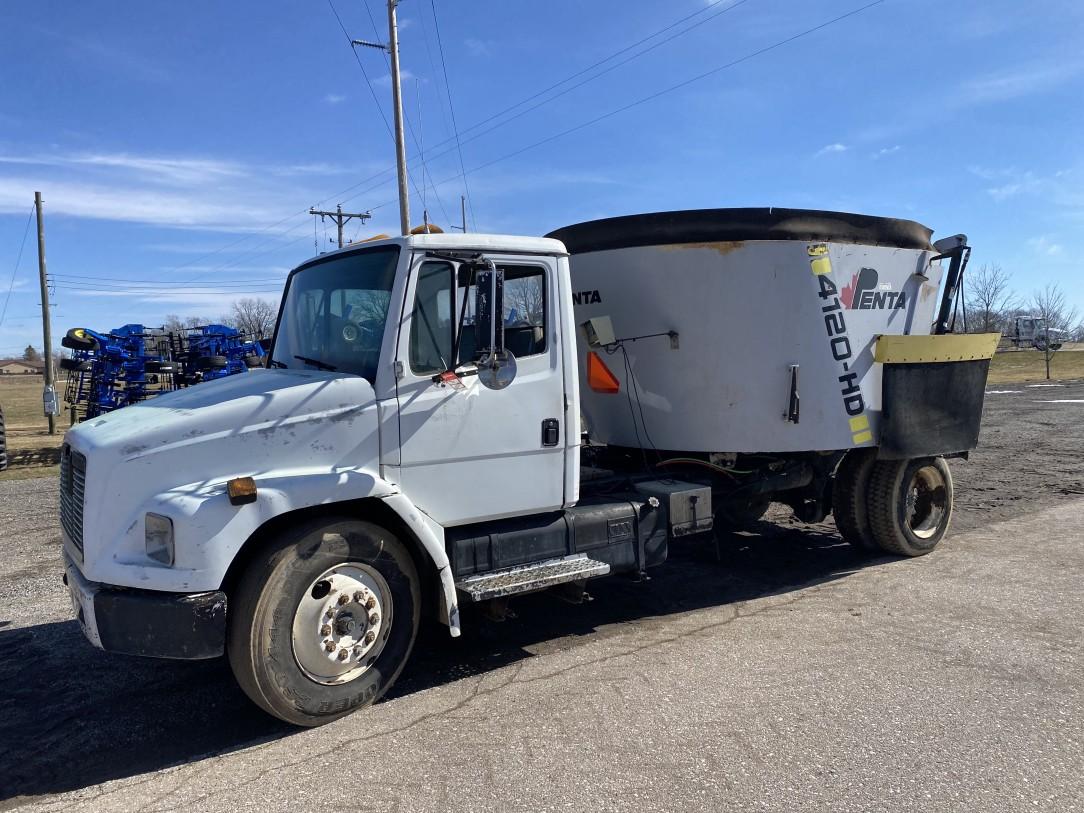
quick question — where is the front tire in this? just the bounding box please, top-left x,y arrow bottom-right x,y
227,518 -> 420,726
867,457 -> 953,557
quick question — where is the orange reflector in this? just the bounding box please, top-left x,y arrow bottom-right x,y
586,351 -> 621,394
227,477 -> 258,506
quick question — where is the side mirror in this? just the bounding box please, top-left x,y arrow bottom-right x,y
474,263 -> 517,390
475,265 -> 504,356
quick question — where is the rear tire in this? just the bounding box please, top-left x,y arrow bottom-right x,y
832,449 -> 878,550
867,457 -> 953,557
227,518 -> 420,727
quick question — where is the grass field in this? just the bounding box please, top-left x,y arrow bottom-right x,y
0,375 -> 67,481
0,349 -> 1080,480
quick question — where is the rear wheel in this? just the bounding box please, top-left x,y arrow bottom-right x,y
867,457 -> 953,556
832,449 -> 878,550
227,518 -> 420,726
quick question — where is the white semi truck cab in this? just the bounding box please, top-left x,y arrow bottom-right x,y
60,209 -> 1001,726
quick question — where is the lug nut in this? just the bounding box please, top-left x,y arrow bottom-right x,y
324,641 -> 336,652
365,596 -> 377,609
353,646 -> 364,657
368,612 -> 380,626
320,624 -> 332,636
354,591 -> 365,603
337,648 -> 349,661
364,630 -> 376,644
337,594 -> 350,606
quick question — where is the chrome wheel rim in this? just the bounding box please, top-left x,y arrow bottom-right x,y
291,562 -> 393,686
905,465 -> 948,540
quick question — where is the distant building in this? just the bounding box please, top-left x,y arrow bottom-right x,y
0,359 -> 45,375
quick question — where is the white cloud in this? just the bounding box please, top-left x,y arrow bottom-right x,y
815,143 -> 848,157
1027,235 -> 1064,257
374,69 -> 416,87
464,38 -> 491,57
0,152 -> 245,186
962,61 -> 1084,103
324,93 -> 347,105
872,145 -> 900,159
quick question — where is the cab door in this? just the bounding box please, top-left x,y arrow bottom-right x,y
390,252 -> 567,526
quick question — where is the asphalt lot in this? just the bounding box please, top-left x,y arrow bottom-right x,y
1,382 -> 1082,811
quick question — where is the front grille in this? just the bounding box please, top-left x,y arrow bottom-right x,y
60,445 -> 86,553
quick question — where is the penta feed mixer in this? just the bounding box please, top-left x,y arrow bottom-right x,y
549,208 -> 1000,556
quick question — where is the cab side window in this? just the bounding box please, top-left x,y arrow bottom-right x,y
409,261 -> 454,375
501,266 -> 547,358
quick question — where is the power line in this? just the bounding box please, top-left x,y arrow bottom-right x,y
329,0 -> 762,213
144,0 -> 755,276
361,0 -> 887,211
328,0 -> 448,225
0,206 -> 34,330
429,0 -> 476,230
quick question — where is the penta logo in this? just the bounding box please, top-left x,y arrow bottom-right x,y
572,289 -> 602,305
840,267 -> 907,310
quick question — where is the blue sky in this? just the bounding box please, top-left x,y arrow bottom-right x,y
1,0 -> 1081,356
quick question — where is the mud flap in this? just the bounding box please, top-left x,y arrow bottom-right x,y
878,358 -> 990,460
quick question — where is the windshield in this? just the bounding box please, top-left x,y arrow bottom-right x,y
271,246 -> 400,382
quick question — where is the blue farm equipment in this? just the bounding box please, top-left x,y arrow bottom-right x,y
61,325 -> 178,421
169,324 -> 265,387
61,323 -> 263,422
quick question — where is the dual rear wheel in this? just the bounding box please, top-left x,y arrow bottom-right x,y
833,451 -> 953,556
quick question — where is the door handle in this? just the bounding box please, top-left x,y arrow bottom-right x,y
541,418 -> 560,447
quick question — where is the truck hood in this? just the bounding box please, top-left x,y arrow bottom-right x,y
67,368 -> 379,480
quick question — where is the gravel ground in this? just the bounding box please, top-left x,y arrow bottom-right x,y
1,382 -> 1082,811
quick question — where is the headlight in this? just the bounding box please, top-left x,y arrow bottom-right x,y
145,513 -> 175,565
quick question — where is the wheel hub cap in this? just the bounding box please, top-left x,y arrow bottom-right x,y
906,465 -> 948,540
291,563 -> 392,686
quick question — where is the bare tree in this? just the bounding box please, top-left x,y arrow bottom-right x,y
163,314 -> 206,332
1032,283 -> 1079,332
1031,283 -> 1079,379
965,264 -> 1016,334
230,297 -> 278,340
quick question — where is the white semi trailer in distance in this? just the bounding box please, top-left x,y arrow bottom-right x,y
60,208 -> 1000,726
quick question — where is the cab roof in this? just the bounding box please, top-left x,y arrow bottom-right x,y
307,232 -> 568,264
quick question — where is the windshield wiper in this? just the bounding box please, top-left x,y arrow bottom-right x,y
267,359 -> 287,368
294,355 -> 337,371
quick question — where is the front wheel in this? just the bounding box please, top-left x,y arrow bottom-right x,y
867,457 -> 953,557
227,518 -> 420,726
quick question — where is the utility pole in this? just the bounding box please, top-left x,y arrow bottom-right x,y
351,1 -> 410,236
387,0 -> 410,236
461,195 -> 467,233
308,204 -> 372,249
34,191 -> 56,435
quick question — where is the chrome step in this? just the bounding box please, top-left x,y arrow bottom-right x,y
456,554 -> 611,602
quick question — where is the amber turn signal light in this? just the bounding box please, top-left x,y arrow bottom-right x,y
227,476 -> 258,506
